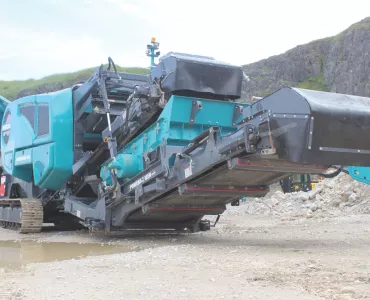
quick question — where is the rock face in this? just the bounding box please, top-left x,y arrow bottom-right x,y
12,17 -> 370,102
241,17 -> 370,102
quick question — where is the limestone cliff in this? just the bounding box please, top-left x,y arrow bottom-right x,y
241,17 -> 370,102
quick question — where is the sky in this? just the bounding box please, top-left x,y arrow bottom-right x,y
0,0 -> 369,80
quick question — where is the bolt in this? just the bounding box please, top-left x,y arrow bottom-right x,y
248,132 -> 256,141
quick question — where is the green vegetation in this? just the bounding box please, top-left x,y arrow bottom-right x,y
0,65 -> 149,101
263,66 -> 270,73
304,17 -> 370,44
296,72 -> 328,91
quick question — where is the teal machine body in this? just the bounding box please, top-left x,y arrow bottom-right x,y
0,89 -> 74,190
102,95 -> 249,183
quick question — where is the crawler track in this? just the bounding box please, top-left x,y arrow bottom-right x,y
0,199 -> 43,233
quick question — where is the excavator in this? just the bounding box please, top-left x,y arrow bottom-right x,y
279,174 -> 325,193
1,38 -> 370,234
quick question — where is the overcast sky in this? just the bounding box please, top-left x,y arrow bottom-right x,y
0,0 -> 369,80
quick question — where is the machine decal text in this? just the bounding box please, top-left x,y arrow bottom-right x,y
129,171 -> 156,191
15,155 -> 31,162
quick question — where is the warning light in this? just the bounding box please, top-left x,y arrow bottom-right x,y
151,37 -> 156,43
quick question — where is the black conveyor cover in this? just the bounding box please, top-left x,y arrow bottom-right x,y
245,87 -> 370,166
150,52 -> 243,100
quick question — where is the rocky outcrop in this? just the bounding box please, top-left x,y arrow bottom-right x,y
241,17 -> 370,102
12,17 -> 370,102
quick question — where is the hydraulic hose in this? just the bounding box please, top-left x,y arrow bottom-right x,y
318,166 -> 342,178
107,57 -> 118,76
101,169 -> 118,198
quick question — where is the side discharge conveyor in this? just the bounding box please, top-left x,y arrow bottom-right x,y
2,38 -> 370,234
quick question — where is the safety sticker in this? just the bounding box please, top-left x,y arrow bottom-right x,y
184,165 -> 192,178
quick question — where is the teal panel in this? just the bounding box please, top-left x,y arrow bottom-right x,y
0,95 -> 10,129
1,88 -> 74,190
106,154 -> 141,179
159,95 -> 243,127
0,94 -> 36,181
3,152 -> 12,170
32,143 -> 54,187
348,166 -> 370,185
101,95 -> 249,183
33,89 -> 74,189
84,133 -> 102,139
14,149 -> 32,166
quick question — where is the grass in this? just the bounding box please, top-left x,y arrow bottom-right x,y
296,72 -> 328,91
0,65 -> 150,101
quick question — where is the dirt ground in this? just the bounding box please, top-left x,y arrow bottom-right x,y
0,209 -> 369,300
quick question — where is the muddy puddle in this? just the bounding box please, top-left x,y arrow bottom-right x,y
0,240 -> 136,271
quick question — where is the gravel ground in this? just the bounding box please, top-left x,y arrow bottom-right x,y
0,214 -> 369,300
0,174 -> 369,300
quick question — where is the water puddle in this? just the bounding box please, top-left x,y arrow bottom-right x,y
0,240 -> 135,271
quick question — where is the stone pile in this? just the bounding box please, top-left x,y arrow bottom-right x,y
226,173 -> 370,218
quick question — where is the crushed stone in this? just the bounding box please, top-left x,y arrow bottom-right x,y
225,173 -> 370,218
